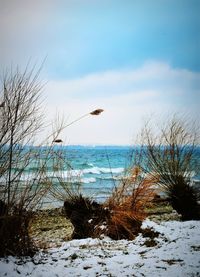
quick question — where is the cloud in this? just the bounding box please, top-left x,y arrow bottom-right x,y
42,61 -> 200,145
46,61 -> 199,98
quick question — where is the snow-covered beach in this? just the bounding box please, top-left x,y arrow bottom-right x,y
1,219 -> 199,277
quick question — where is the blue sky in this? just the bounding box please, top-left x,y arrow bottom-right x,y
46,0 -> 200,79
0,0 -> 199,144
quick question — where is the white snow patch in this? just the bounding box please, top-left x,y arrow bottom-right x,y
0,220 -> 200,276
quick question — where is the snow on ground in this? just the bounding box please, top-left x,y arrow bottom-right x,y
0,220 -> 200,277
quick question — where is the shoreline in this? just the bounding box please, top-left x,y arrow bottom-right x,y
29,199 -> 181,249
2,218 -> 199,277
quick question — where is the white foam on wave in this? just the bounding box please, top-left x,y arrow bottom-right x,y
61,170 -> 82,177
97,176 -> 115,181
82,177 -> 96,183
1,167 -> 124,183
18,172 -> 96,184
0,170 -> 82,183
83,167 -> 100,174
83,167 -> 124,175
0,167 -> 123,183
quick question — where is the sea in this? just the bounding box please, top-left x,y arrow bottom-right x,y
34,145 -> 200,208
1,145 -> 200,209
43,145 -> 134,208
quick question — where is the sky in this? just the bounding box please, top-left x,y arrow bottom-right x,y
0,0 -> 199,145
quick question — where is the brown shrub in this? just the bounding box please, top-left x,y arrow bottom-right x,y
0,201 -> 36,257
64,195 -> 109,239
103,169 -> 157,240
63,168 -> 157,240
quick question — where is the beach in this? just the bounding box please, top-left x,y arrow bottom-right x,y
1,198 -> 199,277
0,217 -> 199,276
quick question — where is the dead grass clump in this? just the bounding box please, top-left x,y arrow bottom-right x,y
138,116 -> 200,221
64,194 -> 109,239
104,206 -> 142,240
63,167 -> 157,240
103,169 -> 157,240
0,205 -> 36,257
168,178 -> 200,220
141,227 -> 160,239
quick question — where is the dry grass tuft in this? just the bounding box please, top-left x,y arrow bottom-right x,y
62,167 -> 158,240
103,167 -> 157,240
0,207 -> 36,257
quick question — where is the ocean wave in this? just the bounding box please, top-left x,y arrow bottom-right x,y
77,162 -> 94,168
83,167 -> 124,175
60,170 -> 82,177
2,168 -> 197,185
7,173 -> 96,184
0,166 -> 124,184
96,176 -> 116,181
64,176 -> 96,184
82,177 -> 96,183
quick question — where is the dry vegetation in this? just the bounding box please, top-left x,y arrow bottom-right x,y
0,64 -> 199,258
62,166 -> 158,240
0,65 -> 63,256
103,167 -> 157,240
137,116 -> 200,220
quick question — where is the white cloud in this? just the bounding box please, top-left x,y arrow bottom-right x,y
46,61 -> 199,98
43,61 -> 200,145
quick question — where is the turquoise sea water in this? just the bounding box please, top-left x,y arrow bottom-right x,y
33,145 -> 200,207
2,145 -> 200,208
43,145 -> 134,206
